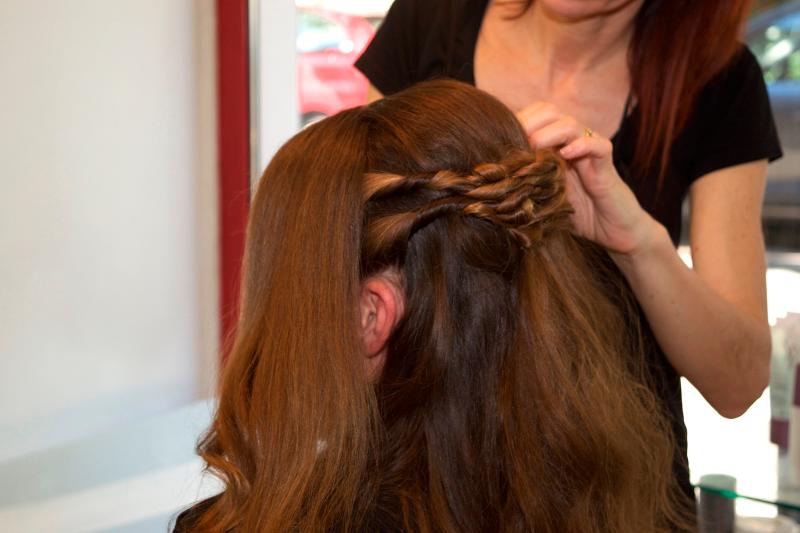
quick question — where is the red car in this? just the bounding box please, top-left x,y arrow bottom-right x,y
297,9 -> 377,126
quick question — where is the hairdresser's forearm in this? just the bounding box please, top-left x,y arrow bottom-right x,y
610,222 -> 770,419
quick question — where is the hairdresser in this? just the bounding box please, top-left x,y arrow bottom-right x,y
356,0 -> 781,509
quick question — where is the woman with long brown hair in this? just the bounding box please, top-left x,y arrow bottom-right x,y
174,80 -> 693,532
357,0 -> 782,514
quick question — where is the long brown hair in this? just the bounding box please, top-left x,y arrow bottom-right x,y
175,80 -> 692,532
520,0 -> 753,187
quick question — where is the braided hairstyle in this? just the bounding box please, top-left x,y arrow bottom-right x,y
176,80 -> 693,532
362,149 -> 571,257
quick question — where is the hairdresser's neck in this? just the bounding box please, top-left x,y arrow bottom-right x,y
525,1 -> 640,81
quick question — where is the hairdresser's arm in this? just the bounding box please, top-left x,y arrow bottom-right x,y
519,105 -> 770,418
613,162 -> 770,419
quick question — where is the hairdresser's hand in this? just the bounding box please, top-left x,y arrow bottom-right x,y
516,103 -> 662,257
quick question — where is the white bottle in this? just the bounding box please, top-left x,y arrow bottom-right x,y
787,314 -> 800,486
772,322 -> 790,451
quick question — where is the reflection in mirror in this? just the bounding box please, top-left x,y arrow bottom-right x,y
748,6 -> 800,250
294,1 -> 391,128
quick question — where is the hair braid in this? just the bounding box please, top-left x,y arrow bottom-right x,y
363,149 -> 572,254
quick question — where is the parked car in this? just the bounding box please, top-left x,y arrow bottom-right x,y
296,8 -> 377,127
747,1 -> 800,249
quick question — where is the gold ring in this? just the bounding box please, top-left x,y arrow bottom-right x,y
583,128 -> 594,138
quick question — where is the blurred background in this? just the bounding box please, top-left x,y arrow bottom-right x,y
0,0 -> 798,531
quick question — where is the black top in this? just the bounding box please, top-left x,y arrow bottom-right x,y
356,0 -> 783,513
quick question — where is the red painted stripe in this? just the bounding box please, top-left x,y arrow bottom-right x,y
216,0 -> 250,366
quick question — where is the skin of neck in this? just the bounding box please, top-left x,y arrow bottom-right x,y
522,0 -> 643,82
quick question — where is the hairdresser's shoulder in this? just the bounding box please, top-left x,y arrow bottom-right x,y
358,0 -> 484,94
378,0 -> 488,44
171,494 -> 221,532
680,42 -> 782,181
384,0 -> 479,17
706,44 -> 766,91
378,0 -> 480,39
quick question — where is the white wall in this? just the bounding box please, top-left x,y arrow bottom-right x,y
0,0 -> 218,461
256,0 -> 299,175
0,400 -> 222,533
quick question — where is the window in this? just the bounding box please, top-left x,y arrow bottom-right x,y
751,12 -> 800,82
295,4 -> 385,128
747,6 -> 800,250
296,11 -> 350,54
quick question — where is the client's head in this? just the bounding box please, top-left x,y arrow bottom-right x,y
182,80 -> 690,532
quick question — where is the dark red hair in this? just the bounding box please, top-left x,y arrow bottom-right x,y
630,0 -> 753,184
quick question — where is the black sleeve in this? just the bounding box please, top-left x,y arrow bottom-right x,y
355,0 -> 430,95
170,494 -> 221,532
686,45 -> 783,183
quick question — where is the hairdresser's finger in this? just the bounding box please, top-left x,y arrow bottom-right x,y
515,102 -> 562,137
563,167 -> 597,238
564,167 -> 590,211
558,136 -> 614,160
571,155 -> 619,198
526,116 -> 584,149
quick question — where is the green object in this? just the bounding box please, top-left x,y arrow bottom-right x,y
694,481 -> 800,512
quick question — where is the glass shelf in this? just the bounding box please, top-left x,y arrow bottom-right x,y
696,481 -> 800,513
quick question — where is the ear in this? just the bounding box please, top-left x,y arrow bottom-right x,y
359,271 -> 403,381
